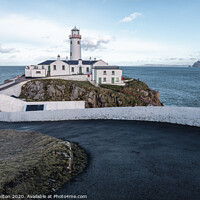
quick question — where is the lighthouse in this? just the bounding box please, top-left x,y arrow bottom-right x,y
69,26 -> 81,60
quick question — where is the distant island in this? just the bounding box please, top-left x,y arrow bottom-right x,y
192,61 -> 200,68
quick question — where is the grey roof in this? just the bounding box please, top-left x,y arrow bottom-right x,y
38,60 -> 98,66
63,60 -> 78,65
93,66 -> 120,70
38,60 -> 55,65
82,60 -> 97,65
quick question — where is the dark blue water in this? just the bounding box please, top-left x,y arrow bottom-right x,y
0,66 -> 200,107
122,66 -> 200,107
0,66 -> 25,84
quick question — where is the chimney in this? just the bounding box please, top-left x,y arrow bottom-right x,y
94,58 -> 96,61
57,55 -> 60,61
90,57 -> 91,61
66,56 -> 68,61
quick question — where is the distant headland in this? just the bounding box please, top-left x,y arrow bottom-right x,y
191,61 -> 200,68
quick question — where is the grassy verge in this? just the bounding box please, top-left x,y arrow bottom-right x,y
0,130 -> 87,196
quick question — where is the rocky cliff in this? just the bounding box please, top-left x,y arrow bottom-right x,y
19,79 -> 163,107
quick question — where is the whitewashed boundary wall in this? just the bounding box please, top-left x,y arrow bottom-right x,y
0,94 -> 85,112
0,106 -> 200,127
44,75 -> 88,81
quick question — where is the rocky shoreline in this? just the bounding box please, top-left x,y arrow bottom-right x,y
0,130 -> 87,197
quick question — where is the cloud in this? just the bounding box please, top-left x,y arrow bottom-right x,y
119,12 -> 142,23
82,36 -> 112,51
0,46 -> 19,54
0,14 -> 66,45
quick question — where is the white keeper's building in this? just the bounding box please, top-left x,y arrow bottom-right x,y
25,27 -> 124,85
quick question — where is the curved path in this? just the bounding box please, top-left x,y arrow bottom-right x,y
1,120 -> 200,200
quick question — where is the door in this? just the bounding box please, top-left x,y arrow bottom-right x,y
79,67 -> 82,74
112,77 -> 114,84
99,77 -> 102,84
47,65 -> 50,76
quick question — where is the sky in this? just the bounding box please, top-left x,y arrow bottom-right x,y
0,0 -> 200,66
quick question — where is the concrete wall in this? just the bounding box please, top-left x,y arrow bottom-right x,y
0,94 -> 85,112
0,106 -> 200,127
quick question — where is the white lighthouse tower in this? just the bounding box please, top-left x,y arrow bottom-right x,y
69,26 -> 81,60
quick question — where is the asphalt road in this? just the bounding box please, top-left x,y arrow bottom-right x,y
1,120 -> 200,200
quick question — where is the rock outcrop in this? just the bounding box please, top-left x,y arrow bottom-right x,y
19,79 -> 163,107
192,61 -> 200,68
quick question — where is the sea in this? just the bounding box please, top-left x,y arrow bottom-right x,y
0,66 -> 200,107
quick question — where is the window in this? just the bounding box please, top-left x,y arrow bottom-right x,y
70,52 -> 72,56
70,41 -> 72,44
62,65 -> 65,70
71,67 -> 74,72
103,71 -> 106,75
112,71 -> 115,75
86,67 -> 89,72
77,41 -> 80,44
116,77 -> 119,82
36,71 -> 41,74
54,65 -> 56,70
103,78 -> 106,82
42,66 -> 44,69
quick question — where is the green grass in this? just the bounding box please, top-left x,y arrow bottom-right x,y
100,84 -> 123,92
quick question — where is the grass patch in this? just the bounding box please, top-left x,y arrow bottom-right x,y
0,130 -> 87,195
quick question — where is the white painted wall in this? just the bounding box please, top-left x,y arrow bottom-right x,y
0,107 -> 200,127
70,38 -> 81,60
0,94 -> 25,112
0,94 -> 85,112
94,69 -> 123,84
25,68 -> 32,77
44,74 -> 88,81
50,60 -> 70,76
31,69 -> 46,77
93,60 -> 108,66
26,65 -> 48,77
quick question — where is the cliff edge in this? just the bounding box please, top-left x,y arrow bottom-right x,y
19,79 -> 163,107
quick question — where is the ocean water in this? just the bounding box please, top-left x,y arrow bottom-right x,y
0,66 -> 200,107
122,66 -> 200,107
0,66 -> 25,84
